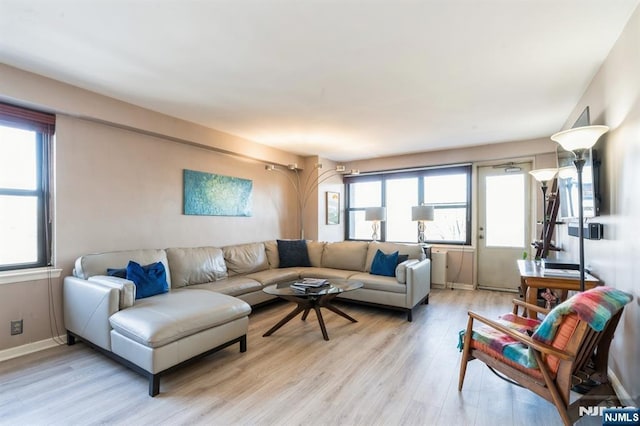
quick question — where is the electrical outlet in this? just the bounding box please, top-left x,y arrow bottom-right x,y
10,320 -> 23,335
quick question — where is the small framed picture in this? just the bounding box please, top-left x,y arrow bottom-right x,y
326,191 -> 340,225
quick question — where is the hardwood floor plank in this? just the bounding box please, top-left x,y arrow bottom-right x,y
0,289 -> 568,425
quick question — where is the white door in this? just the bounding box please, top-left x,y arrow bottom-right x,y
477,163 -> 531,291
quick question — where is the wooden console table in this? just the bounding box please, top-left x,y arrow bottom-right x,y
517,259 -> 600,318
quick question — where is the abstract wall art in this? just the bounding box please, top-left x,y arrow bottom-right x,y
183,169 -> 252,216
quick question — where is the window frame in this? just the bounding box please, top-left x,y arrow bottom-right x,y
0,102 -> 54,271
344,164 -> 472,245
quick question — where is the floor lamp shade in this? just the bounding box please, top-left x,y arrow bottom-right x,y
550,125 -> 609,152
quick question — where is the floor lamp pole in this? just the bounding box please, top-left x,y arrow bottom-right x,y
574,155 -> 586,292
540,183 -> 548,258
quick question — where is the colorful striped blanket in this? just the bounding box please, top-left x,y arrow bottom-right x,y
470,286 -> 632,369
531,286 -> 633,344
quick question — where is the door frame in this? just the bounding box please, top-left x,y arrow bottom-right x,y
472,157 -> 537,290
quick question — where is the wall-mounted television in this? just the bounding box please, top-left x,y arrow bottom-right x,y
556,106 -> 600,219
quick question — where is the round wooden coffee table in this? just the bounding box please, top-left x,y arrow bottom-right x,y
262,279 -> 363,341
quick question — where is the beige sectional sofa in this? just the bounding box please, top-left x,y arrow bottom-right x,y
63,240 -> 430,395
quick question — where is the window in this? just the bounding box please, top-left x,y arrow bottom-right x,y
0,103 -> 54,271
345,165 -> 471,244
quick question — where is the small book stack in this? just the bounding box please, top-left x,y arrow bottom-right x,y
290,278 -> 330,292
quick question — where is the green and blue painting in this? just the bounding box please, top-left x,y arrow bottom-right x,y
183,169 -> 252,216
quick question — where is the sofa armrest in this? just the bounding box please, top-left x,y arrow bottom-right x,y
88,275 -> 136,309
395,259 -> 419,284
63,276 -> 120,351
405,258 -> 431,307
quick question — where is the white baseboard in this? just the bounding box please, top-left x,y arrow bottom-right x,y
609,367 -> 637,406
0,336 -> 66,363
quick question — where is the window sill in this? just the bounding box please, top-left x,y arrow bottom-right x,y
0,267 -> 62,285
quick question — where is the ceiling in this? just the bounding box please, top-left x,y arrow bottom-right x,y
1,1 -> 638,162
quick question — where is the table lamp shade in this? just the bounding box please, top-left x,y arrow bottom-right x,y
411,205 -> 434,221
365,207 -> 386,222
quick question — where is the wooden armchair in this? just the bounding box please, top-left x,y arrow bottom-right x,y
458,290 -> 630,426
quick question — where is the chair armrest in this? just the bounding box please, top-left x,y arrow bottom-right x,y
467,311 -> 574,361
511,299 -> 550,316
63,276 -> 120,351
88,275 -> 136,309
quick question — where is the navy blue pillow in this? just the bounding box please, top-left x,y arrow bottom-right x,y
396,254 -> 409,265
107,268 -> 127,279
126,261 -> 169,299
277,239 -> 311,268
370,249 -> 399,277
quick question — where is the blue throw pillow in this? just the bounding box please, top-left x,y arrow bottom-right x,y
107,267 -> 127,279
396,254 -> 409,265
370,249 -> 399,277
277,239 -> 311,268
126,261 -> 169,300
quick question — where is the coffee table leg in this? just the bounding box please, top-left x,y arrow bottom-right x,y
301,308 -> 311,321
263,304 -> 306,337
313,306 -> 330,341
324,304 -> 358,323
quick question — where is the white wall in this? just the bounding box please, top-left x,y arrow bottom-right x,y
555,5 -> 640,404
0,66 -> 301,351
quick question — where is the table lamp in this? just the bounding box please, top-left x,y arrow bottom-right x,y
411,205 -> 434,244
365,207 -> 386,241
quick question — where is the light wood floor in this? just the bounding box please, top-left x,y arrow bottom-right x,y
0,289 -> 599,425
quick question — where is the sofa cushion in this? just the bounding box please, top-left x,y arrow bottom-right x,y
188,276 -> 263,297
297,267 -> 355,280
277,239 -> 311,268
166,247 -> 228,288
321,241 -> 369,271
109,289 -> 251,348
264,240 -> 279,268
246,268 -> 301,286
107,268 -> 127,279
223,243 -> 269,276
306,241 -> 325,267
364,242 -> 423,272
126,261 -> 169,299
348,272 -> 407,294
74,249 -> 172,287
370,249 -> 399,277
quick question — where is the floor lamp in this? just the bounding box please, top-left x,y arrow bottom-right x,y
266,163 -> 359,239
529,168 -> 558,258
551,125 -> 609,291
365,207 -> 386,241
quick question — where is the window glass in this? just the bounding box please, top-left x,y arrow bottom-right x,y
345,165 -> 471,244
0,103 -> 54,271
485,174 -> 525,247
424,173 -> 467,203
0,195 -> 38,265
386,177 -> 418,242
348,210 -> 371,240
0,127 -> 37,190
349,181 -> 381,207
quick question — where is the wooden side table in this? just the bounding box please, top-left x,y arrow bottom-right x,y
516,259 -> 600,318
